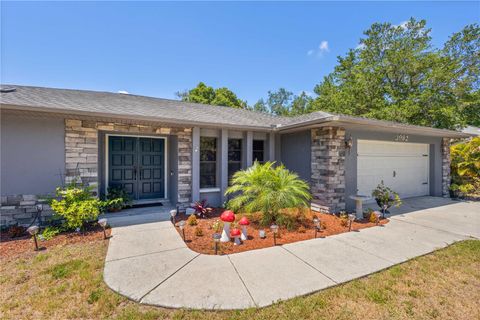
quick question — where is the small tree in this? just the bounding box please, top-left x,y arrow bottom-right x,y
450,137 -> 480,197
225,162 -> 311,227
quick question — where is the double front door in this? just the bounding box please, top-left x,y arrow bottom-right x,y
108,136 -> 165,200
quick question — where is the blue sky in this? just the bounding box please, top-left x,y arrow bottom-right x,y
1,1 -> 478,104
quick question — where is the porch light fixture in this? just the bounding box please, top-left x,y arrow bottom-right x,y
170,209 -> 177,225
348,214 -> 356,231
345,135 -> 353,150
270,223 -> 279,246
27,225 -> 40,251
212,233 -> 221,255
313,217 -> 321,238
178,220 -> 186,241
98,218 -> 108,239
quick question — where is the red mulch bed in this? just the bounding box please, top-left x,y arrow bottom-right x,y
174,209 -> 388,255
0,226 -> 111,259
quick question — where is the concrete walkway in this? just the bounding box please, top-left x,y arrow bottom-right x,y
103,197 -> 479,310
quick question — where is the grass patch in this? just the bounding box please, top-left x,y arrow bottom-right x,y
1,239 -> 479,320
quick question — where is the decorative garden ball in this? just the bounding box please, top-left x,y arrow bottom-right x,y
239,216 -> 250,241
230,228 -> 242,246
220,210 -> 235,242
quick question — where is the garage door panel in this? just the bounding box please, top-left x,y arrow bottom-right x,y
357,140 -> 429,199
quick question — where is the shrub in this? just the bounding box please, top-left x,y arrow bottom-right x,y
339,213 -> 349,227
40,226 -> 62,241
450,137 -> 480,198
50,183 -> 103,230
187,214 -> 198,226
372,181 -> 402,209
225,161 -> 311,228
194,226 -> 203,237
7,225 -> 26,238
369,212 -> 378,223
211,219 -> 222,232
192,199 -> 213,218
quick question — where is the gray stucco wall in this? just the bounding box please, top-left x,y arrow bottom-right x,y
280,130 -> 311,182
1,112 -> 65,196
344,129 -> 443,211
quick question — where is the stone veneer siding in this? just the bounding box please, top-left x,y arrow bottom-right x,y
441,138 -> 451,197
64,119 -> 192,207
0,195 -> 54,227
311,127 -> 346,213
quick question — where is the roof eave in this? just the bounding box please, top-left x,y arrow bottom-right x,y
0,103 -> 275,132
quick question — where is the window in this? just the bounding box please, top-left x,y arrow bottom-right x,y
253,140 -> 265,163
228,139 -> 242,183
200,137 -> 217,188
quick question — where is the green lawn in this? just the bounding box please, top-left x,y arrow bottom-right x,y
1,238 -> 479,320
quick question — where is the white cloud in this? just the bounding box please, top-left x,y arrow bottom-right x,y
394,21 -> 408,29
307,40 -> 330,58
319,41 -> 329,52
117,90 -> 129,94
355,43 -> 366,50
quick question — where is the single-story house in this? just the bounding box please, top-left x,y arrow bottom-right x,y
0,85 -> 470,226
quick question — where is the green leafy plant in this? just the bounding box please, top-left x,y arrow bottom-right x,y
187,215 -> 198,226
372,181 -> 402,210
40,226 -> 62,241
225,161 -> 311,227
194,226 -> 204,237
50,183 -> 103,230
211,219 -> 222,232
450,137 -> 480,198
104,187 -> 132,212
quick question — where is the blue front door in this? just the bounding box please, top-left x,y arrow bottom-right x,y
108,136 -> 165,200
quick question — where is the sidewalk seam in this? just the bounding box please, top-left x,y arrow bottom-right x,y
281,246 -> 338,284
138,253 -> 200,303
106,246 -> 188,263
389,217 -> 471,238
227,255 -> 258,307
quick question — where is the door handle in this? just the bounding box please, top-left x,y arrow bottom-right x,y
393,170 -> 396,177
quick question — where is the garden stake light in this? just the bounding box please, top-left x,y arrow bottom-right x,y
178,220 -> 186,241
212,233 -> 221,255
98,218 -> 108,239
313,217 -> 320,238
27,225 -> 40,251
170,209 -> 177,225
348,214 -> 356,231
374,211 -> 382,226
270,223 -> 279,246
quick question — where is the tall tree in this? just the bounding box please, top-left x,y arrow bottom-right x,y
310,19 -> 480,129
176,82 -> 247,109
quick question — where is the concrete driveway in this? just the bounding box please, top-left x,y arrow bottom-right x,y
103,197 -> 479,310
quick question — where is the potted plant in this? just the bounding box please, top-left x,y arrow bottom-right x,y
371,181 -> 401,216
105,187 -> 132,212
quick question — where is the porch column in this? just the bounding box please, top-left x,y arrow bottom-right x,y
268,132 -> 276,161
191,127 -> 200,203
220,129 -> 229,204
246,131 -> 253,167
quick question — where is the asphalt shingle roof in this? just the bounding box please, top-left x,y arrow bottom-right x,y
0,85 -> 286,129
0,84 -> 469,138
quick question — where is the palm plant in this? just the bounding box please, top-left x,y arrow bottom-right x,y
225,161 -> 311,227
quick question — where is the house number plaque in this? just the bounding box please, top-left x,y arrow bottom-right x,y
395,134 -> 409,142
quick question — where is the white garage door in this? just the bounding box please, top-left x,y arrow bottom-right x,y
357,140 -> 430,199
